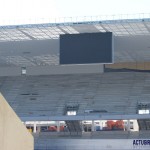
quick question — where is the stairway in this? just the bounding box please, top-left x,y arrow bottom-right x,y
66,120 -> 82,135
137,119 -> 150,130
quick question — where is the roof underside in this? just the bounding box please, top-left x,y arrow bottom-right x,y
0,18 -> 150,41
0,18 -> 150,66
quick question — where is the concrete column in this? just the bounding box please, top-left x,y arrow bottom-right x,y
56,121 -> 60,132
0,93 -> 34,150
37,126 -> 41,133
33,122 -> 37,133
81,122 -> 84,132
127,120 -> 130,131
133,120 -> 139,131
91,120 -> 95,132
101,121 -> 104,130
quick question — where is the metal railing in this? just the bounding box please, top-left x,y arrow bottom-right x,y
1,13 -> 150,26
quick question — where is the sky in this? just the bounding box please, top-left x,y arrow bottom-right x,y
0,0 -> 150,25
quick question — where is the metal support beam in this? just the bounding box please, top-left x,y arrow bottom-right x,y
21,114 -> 150,122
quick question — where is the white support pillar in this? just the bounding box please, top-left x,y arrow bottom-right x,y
56,121 -> 60,132
37,126 -> 41,133
133,120 -> 139,131
101,121 -> 104,130
92,120 -> 95,132
127,120 -> 130,131
33,122 -> 37,133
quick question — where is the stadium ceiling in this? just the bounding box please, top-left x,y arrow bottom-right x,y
1,18 -> 150,66
0,18 -> 150,41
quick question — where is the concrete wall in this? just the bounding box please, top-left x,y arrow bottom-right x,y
27,64 -> 104,75
35,139 -> 146,150
0,93 -> 33,150
0,67 -> 21,76
0,65 -> 103,76
0,39 -> 103,76
0,39 -> 59,55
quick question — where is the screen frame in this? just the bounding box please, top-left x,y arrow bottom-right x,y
59,32 -> 114,65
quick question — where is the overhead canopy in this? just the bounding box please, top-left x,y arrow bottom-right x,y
0,18 -> 150,41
